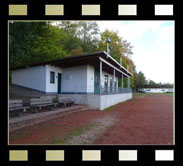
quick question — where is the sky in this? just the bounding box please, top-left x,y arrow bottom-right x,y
97,21 -> 174,84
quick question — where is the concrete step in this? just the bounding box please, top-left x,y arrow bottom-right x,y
9,105 -> 89,132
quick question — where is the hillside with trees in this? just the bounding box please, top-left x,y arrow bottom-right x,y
9,21 -> 153,90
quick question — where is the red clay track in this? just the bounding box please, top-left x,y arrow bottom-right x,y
9,94 -> 173,145
95,94 -> 173,144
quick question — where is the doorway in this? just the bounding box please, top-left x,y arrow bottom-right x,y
57,73 -> 62,94
104,75 -> 108,93
94,68 -> 100,94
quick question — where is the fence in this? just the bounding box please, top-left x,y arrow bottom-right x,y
62,86 -> 132,95
100,86 -> 132,95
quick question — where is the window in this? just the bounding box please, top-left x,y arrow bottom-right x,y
50,71 -> 55,83
115,81 -> 117,87
109,78 -> 112,87
104,75 -> 108,87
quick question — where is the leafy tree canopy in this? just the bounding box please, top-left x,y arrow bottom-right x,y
134,71 -> 147,91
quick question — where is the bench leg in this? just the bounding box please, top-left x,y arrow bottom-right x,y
32,107 -> 38,113
18,111 -> 21,117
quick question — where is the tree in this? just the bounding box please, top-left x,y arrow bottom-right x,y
9,22 -> 69,69
148,80 -> 156,85
70,47 -> 84,56
98,30 -> 123,62
98,30 -> 133,63
9,22 -> 38,68
76,21 -> 100,53
57,21 -> 100,54
98,29 -> 135,89
134,71 -> 147,91
31,23 -> 69,61
121,39 -> 133,58
57,21 -> 82,53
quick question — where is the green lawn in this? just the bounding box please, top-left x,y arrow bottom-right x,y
137,93 -> 148,97
104,99 -> 132,111
165,92 -> 174,96
52,122 -> 98,144
149,92 -> 174,96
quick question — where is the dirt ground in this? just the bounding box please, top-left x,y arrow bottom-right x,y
9,93 -> 173,145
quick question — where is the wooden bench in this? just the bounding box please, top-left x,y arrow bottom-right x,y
9,100 -> 30,116
58,97 -> 74,107
30,98 -> 58,112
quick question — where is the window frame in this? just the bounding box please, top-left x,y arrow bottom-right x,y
50,71 -> 55,84
104,75 -> 108,87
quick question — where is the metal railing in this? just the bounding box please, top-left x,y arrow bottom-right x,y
61,86 -> 132,95
100,86 -> 132,95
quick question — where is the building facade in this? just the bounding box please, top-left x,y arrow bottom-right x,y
11,51 -> 133,110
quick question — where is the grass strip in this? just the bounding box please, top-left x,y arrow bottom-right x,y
104,99 -> 132,111
52,122 -> 98,144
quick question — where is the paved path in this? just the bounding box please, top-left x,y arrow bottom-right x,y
9,94 -> 173,145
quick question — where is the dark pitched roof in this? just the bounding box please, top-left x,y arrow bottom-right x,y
11,51 -> 105,70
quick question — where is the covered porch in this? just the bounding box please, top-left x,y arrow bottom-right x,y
55,51 -> 133,110
46,51 -> 132,95
94,56 -> 132,95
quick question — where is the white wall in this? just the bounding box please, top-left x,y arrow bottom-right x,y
100,93 -> 132,110
12,66 -> 46,92
61,93 -> 132,110
61,65 -> 88,93
59,65 -> 119,94
87,65 -> 94,93
11,64 -> 120,94
45,65 -> 62,93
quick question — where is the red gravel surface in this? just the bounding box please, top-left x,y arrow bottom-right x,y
9,94 -> 173,145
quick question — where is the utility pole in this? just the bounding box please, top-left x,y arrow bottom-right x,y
107,37 -> 111,55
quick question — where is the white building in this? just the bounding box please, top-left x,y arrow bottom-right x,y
140,88 -> 174,93
11,51 -> 133,110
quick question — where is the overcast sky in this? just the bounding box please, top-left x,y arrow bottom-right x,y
97,21 -> 174,84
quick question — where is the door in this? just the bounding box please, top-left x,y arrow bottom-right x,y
57,73 -> 62,94
94,68 -> 100,94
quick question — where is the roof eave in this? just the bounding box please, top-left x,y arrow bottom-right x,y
103,51 -> 133,77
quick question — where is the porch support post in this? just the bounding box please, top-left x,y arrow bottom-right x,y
112,69 -> 115,93
128,76 -> 130,89
99,60 -> 102,95
127,65 -> 130,89
121,74 -> 124,88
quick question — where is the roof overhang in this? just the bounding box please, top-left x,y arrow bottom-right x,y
103,51 -> 133,76
11,51 -> 133,77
